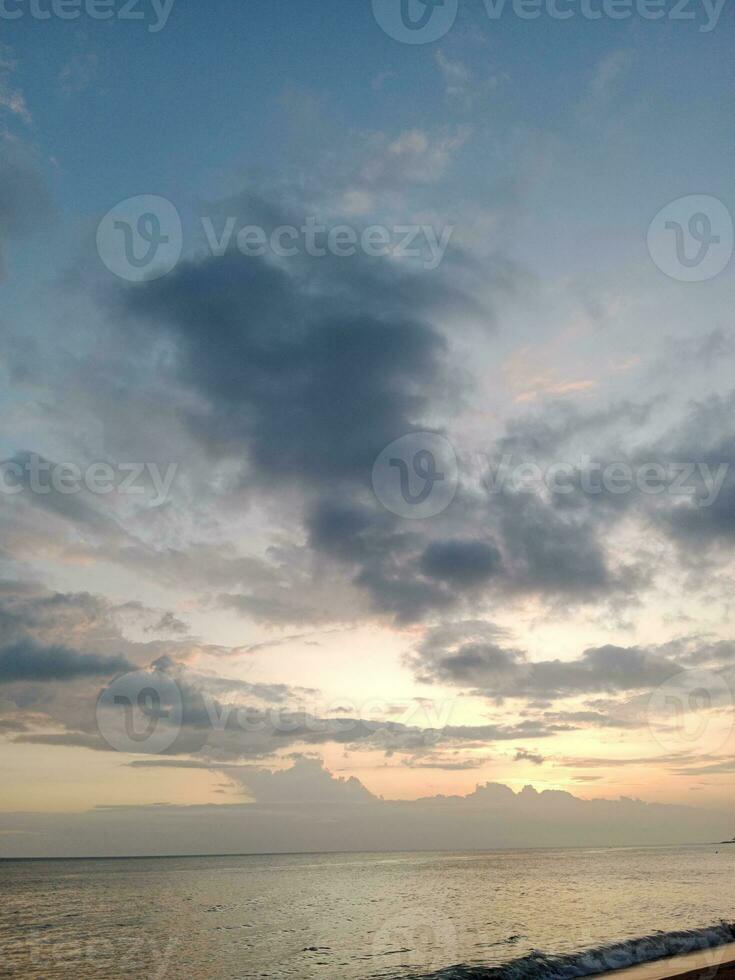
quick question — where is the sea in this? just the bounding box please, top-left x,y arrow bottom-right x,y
1,845 -> 734,979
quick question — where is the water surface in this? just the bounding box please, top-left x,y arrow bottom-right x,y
1,845 -> 733,979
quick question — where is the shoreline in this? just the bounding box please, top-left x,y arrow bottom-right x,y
601,943 -> 735,980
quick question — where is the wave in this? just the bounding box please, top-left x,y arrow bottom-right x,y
408,922 -> 735,980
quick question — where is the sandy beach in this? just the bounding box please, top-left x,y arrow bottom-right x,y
602,943 -> 735,980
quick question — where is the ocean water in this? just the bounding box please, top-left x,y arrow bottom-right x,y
0,845 -> 734,979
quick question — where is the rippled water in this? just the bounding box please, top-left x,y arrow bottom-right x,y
1,845 -> 734,979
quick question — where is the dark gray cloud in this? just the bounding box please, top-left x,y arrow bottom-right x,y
0,580 -> 190,657
635,391 -> 735,549
305,499 -> 455,621
420,539 -> 503,586
419,641 -> 521,685
663,479 -> 735,545
106,194 -> 495,623
0,581 -> 111,644
0,583 -> 138,690
469,391 -> 735,604
493,491 -> 620,596
0,640 -> 132,683
0,582 -> 208,737
410,621 -> 688,701
92,188 -> 654,624
119,247 -> 449,488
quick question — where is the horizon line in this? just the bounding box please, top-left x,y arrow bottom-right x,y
0,840 -> 721,862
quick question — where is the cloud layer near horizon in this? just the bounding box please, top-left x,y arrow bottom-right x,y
0,758 -> 729,859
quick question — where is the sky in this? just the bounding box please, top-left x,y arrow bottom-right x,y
1,0 -> 735,857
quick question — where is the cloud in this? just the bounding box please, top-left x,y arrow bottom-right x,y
0,640 -> 132,683
420,539 -> 503,587
217,591 -> 321,627
670,758 -> 735,777
58,52 -> 97,96
106,188 -> 502,623
231,756 -> 375,804
540,709 -> 639,730
28,169 -> 735,637
118,247 -> 450,488
0,44 -> 31,125
0,759 -> 729,858
588,49 -> 633,104
492,491 -> 624,598
143,611 -> 190,635
514,748 -> 545,765
0,581 -> 210,736
0,580 -> 189,657
357,127 -> 470,189
400,754 -> 488,771
578,48 -> 634,123
48,175 -> 681,627
435,50 -> 472,103
410,622 -> 694,701
13,652 -> 571,764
